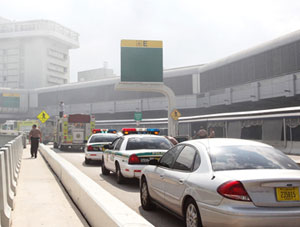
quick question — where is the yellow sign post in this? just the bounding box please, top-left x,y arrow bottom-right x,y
171,109 -> 181,121
37,110 -> 50,123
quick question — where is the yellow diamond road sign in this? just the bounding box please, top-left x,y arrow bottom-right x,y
37,110 -> 50,123
171,109 -> 181,121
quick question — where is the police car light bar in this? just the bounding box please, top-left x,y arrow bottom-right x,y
147,128 -> 160,135
93,129 -> 117,134
122,128 -> 160,135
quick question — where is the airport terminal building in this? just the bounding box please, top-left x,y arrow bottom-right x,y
1,27 -> 300,134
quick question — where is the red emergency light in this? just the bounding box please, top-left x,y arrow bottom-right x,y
122,128 -> 137,135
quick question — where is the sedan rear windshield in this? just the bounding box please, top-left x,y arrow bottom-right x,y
126,137 -> 172,150
209,145 -> 300,171
89,134 -> 118,143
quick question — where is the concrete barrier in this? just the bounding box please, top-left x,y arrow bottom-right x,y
39,144 -> 153,227
0,148 -> 14,209
0,134 -> 24,227
0,152 -> 11,227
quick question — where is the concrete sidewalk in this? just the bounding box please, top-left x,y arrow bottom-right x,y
11,147 -> 89,227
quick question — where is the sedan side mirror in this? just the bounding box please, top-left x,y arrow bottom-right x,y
149,159 -> 159,165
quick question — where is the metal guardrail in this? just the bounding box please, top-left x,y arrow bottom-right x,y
0,133 -> 24,227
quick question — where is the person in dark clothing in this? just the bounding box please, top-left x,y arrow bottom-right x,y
192,127 -> 215,139
29,124 -> 42,158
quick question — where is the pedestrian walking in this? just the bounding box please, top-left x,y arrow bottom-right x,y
29,124 -> 42,158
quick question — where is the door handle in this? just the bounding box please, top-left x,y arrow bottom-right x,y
178,179 -> 184,184
160,174 -> 164,178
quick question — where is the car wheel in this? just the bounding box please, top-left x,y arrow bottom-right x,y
116,163 -> 125,184
101,159 -> 110,175
140,177 -> 156,210
184,198 -> 202,227
85,158 -> 90,164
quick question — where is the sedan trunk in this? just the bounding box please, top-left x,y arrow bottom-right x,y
215,169 -> 300,207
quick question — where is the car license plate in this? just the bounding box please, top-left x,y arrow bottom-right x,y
276,187 -> 300,201
140,158 -> 149,163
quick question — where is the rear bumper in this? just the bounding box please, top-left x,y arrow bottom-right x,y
62,143 -> 85,149
121,164 -> 146,178
199,202 -> 300,227
85,152 -> 103,160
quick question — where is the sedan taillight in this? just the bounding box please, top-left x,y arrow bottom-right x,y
87,145 -> 94,151
217,180 -> 251,201
128,154 -> 140,164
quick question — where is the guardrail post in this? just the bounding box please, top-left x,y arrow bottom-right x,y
0,152 -> 11,227
4,144 -> 16,195
0,148 -> 14,210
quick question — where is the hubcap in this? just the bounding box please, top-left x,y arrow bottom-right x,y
141,182 -> 148,205
186,203 -> 198,227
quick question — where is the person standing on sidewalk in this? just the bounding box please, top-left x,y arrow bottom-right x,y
29,124 -> 42,158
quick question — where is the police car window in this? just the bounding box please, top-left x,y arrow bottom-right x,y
126,137 -> 172,150
114,138 -> 124,150
173,146 -> 196,171
159,145 -> 184,168
89,134 -> 118,143
110,138 -> 120,149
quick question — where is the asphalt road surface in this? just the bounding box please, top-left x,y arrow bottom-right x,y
51,147 -> 183,227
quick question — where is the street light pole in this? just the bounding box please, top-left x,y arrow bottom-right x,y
115,82 -> 178,137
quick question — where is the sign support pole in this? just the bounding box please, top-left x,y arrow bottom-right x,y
115,82 -> 178,136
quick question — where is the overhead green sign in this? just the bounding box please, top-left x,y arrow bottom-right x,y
0,93 -> 20,108
134,112 -> 143,121
121,40 -> 163,83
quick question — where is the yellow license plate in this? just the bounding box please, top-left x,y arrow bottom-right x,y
276,187 -> 300,201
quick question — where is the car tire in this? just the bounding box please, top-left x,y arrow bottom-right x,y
85,158 -> 90,164
140,177 -> 156,210
60,145 -> 66,151
116,163 -> 125,184
184,198 -> 202,227
101,159 -> 110,175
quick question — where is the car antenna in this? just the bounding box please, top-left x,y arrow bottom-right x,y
207,119 -> 215,180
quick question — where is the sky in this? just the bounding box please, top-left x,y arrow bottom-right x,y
2,0 -> 300,82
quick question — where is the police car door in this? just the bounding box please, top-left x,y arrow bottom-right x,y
107,137 -> 124,170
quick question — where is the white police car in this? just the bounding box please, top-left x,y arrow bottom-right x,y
84,129 -> 119,164
101,128 -> 173,183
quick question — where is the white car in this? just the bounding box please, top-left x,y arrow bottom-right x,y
101,134 -> 173,183
84,133 -> 119,164
140,138 -> 300,227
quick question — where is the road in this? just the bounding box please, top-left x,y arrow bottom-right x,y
51,146 -> 183,227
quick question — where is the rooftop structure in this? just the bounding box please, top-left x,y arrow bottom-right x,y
78,63 -> 117,82
0,18 -> 79,89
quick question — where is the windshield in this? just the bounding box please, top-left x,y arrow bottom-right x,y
209,145 -> 300,171
126,137 -> 172,150
89,134 -> 118,143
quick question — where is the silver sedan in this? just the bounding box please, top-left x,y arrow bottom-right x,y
140,138 -> 300,227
